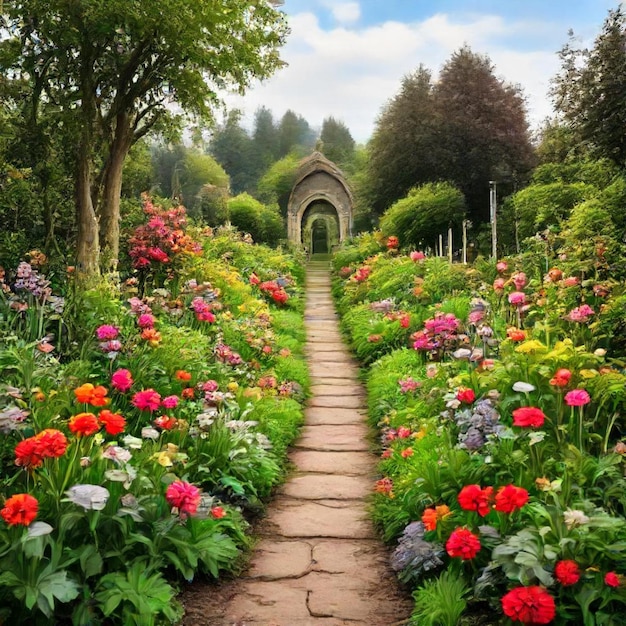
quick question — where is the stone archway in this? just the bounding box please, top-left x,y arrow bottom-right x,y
287,151 -> 353,249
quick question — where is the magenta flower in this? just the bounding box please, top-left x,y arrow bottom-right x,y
137,313 -> 156,329
96,325 -> 119,340
410,251 -> 426,262
202,380 -> 219,392
165,480 -> 201,516
161,395 -> 179,409
111,369 -> 133,392
565,389 -> 591,407
132,389 -> 162,412
508,291 -> 526,306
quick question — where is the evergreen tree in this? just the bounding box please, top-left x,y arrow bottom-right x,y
319,117 -> 355,166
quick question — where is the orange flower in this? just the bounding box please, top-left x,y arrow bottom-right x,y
69,412 -> 101,437
141,327 -> 162,346
421,504 -> 451,531
74,383 -> 109,407
1,493 -> 38,526
98,410 -> 126,435
175,370 -> 192,382
507,328 -> 526,342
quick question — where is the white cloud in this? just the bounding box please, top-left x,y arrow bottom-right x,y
222,10 -> 566,143
321,1 -> 361,24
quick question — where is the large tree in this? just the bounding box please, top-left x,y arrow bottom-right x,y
552,8 -> 626,167
319,117 -> 355,166
0,0 -> 288,275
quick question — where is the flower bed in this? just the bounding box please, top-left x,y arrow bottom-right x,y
0,200 -> 308,624
332,233 -> 626,625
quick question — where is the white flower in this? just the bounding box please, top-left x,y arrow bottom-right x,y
122,435 -> 143,449
65,484 -> 110,511
27,521 -> 54,537
563,508 -> 590,529
102,445 -> 132,465
141,427 -> 160,440
513,382 -> 535,393
452,348 -> 472,359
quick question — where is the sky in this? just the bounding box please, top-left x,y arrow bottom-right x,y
223,0 -> 623,144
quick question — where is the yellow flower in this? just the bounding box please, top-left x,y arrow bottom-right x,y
227,381 -> 239,393
579,369 -> 598,379
154,451 -> 173,467
515,340 -> 547,354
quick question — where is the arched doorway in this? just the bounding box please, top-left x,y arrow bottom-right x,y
287,151 -> 353,250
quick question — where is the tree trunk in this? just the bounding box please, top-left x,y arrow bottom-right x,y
99,113 -> 133,273
75,134 -> 100,276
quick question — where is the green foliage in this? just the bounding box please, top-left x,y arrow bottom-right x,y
227,193 -> 286,245
319,117 -> 355,166
380,182 -> 466,248
256,153 -> 300,216
411,570 -> 470,626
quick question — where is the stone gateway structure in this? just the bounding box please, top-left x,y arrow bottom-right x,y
287,152 -> 353,253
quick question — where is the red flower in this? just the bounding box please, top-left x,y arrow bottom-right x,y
604,571 -> 620,588
386,236 -> 399,249
14,438 -> 43,469
512,407 -> 546,428
210,506 -> 226,519
132,389 -> 162,412
111,369 -> 133,392
446,528 -> 481,560
137,313 -> 156,328
501,586 -> 556,624
271,288 -> 289,304
69,412 -> 101,437
554,560 -> 580,586
35,429 -> 68,458
456,388 -> 476,404
165,480 -> 201,516
98,410 -> 126,435
549,368 -> 571,387
507,328 -> 526,342
154,415 -> 177,430
494,485 -> 529,514
181,387 -> 195,400
1,493 -> 38,526
457,484 -> 493,516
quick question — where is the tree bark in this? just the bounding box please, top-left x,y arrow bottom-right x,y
75,133 -> 100,276
99,112 -> 133,272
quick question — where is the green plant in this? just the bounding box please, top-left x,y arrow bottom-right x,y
411,570 -> 470,626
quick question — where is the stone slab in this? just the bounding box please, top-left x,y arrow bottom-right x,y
310,377 -> 356,386
307,352 -> 355,365
309,385 -> 364,397
279,473 -> 372,500
305,343 -> 346,353
267,500 -> 374,539
245,539 -> 313,580
295,424 -> 371,451
308,363 -> 360,379
304,407 -> 364,425
288,450 -> 375,475
308,395 -> 364,409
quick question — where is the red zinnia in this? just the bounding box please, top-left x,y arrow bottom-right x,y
494,485 -> 529,514
69,412 -> 101,437
154,415 -> 177,430
549,368 -> 571,388
604,571 -> 620,588
512,407 -> 546,428
210,506 -> 226,519
554,560 -> 580,586
1,493 -> 38,526
446,528 -> 481,560
132,389 -> 162,412
501,586 -> 556,624
165,480 -> 201,516
456,388 -> 476,404
35,429 -> 68,458
457,484 -> 493,517
98,410 -> 126,435
15,438 -> 43,469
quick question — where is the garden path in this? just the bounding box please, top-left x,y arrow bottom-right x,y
182,256 -> 412,626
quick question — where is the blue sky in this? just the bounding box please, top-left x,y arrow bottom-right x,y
224,0 -> 622,143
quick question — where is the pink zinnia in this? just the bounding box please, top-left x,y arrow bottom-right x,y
165,480 -> 201,516
137,313 -> 156,329
111,369 -> 133,392
96,325 -> 119,340
508,291 -> 526,306
493,278 -> 505,292
161,395 -> 179,409
496,261 -> 508,273
410,251 -> 426,262
512,272 -> 527,290
565,389 -> 591,407
566,305 -> 594,323
132,389 -> 162,412
202,380 -> 219,392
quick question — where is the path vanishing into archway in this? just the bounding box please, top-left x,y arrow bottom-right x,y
182,256 -> 411,626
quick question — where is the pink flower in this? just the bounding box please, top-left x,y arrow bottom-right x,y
132,389 -> 162,412
137,313 -> 156,329
202,380 -> 219,392
508,291 -> 526,306
564,389 -> 591,407
210,506 -> 226,519
410,251 -> 426,262
161,395 -> 179,409
493,278 -> 505,292
512,272 -> 527,290
496,261 -> 508,273
563,276 -> 580,287
165,480 -> 201,516
397,426 -> 411,439
96,325 -> 119,340
566,305 -> 594,323
111,369 -> 133,392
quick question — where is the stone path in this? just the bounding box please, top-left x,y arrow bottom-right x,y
182,257 -> 411,626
